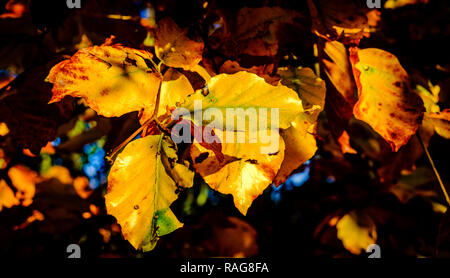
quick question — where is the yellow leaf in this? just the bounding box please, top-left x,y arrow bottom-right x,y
73,176 -> 93,200
47,45 -> 161,117
0,122 -> 9,136
140,68 -> 194,123
191,129 -> 285,215
277,67 -> 326,120
0,179 -> 19,212
155,18 -> 204,70
385,0 -> 429,9
350,48 -> 424,152
424,110 -> 450,139
273,67 -> 326,185
415,83 -> 450,139
336,212 -> 377,255
105,135 -> 193,251
41,165 -> 73,184
8,165 -> 37,206
274,114 -> 317,185
181,71 -> 303,130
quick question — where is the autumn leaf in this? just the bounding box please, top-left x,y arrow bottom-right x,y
336,211 -> 377,255
155,18 -> 204,70
8,165 -> 38,207
307,0 -> 380,44
0,122 -> 9,136
384,0 -> 429,9
274,67 -> 326,185
318,39 -> 357,140
0,65 -> 74,154
181,71 -> 303,130
46,45 -> 161,118
105,135 -> 194,251
140,68 -> 194,123
350,48 -> 424,152
220,60 -> 279,85
424,110 -> 450,139
209,7 -> 305,58
0,179 -> 19,211
416,83 -> 450,139
191,129 -> 285,215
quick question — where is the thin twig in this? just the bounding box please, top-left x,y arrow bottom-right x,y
417,132 -> 450,207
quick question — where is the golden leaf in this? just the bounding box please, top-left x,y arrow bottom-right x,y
181,71 -> 303,130
0,179 -> 19,212
47,45 -> 161,117
8,165 -> 38,207
105,135 -> 194,251
350,48 -> 424,152
273,67 -> 326,185
140,68 -> 195,123
155,18 -> 204,70
0,122 -> 9,136
336,212 -> 377,255
318,39 -> 358,142
191,129 -> 285,215
424,110 -> 450,139
385,0 -> 429,9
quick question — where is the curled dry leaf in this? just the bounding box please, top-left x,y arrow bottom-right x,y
47,45 -> 161,118
155,18 -> 204,70
350,48 -> 424,152
105,135 -> 194,251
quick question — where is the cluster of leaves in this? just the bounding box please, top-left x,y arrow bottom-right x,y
1,0 -> 450,257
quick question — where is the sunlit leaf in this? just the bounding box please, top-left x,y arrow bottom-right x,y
274,67 -> 326,185
105,135 -> 194,251
350,48 -> 424,151
0,122 -> 9,136
0,179 -> 19,211
41,165 -> 73,185
191,129 -> 285,215
46,44 -> 161,117
209,7 -> 305,58
384,0 -> 429,9
336,211 -> 377,255
8,165 -> 38,207
319,39 -> 357,139
181,71 -> 303,130
73,176 -> 92,200
155,18 -> 204,70
424,110 -> 450,139
140,68 -> 194,123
